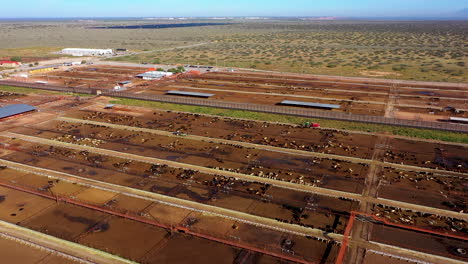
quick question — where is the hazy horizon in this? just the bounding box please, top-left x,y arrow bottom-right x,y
0,0 -> 467,19
0,16 -> 467,22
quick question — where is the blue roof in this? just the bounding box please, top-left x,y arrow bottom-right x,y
0,104 -> 36,119
280,100 -> 341,109
166,90 -> 215,98
31,64 -> 61,70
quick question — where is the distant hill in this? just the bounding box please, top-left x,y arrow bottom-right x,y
300,17 -> 339,21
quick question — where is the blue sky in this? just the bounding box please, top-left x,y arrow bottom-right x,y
1,0 -> 467,18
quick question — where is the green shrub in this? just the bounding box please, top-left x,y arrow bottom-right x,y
10,56 -> 22,62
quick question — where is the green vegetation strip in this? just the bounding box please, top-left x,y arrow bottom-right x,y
109,97 -> 468,144
0,85 -> 94,97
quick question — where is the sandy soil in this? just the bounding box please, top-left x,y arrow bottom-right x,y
360,71 -> 401,77
0,236 -> 83,264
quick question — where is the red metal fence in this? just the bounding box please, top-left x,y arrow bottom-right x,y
335,211 -> 468,264
0,180 -> 320,264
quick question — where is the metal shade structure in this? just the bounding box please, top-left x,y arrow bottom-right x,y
0,104 -> 37,119
33,64 -> 62,70
136,71 -> 173,80
449,117 -> 468,123
279,100 -> 341,109
62,48 -> 113,56
136,72 -> 166,79
166,90 -> 215,98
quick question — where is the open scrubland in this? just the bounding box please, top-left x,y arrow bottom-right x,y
110,20 -> 468,82
0,19 -> 466,82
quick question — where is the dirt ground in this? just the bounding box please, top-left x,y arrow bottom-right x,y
22,203 -> 109,241
378,167 -> 466,212
0,235 -> 83,264
0,91 -> 24,101
79,216 -> 169,261
0,139 -> 358,234
72,108 -> 378,159
140,233 -> 243,264
0,171 -> 334,263
14,122 -> 369,194
383,137 -> 467,173
0,184 -> 56,224
0,91 -> 467,264
360,71 -> 402,77
371,204 -> 467,237
28,65 -> 150,90
0,56 -> 56,63
362,251 -> 420,264
371,224 -> 468,261
24,65 -> 468,119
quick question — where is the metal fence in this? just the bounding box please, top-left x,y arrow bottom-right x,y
1,80 -> 466,133
0,179 -> 317,264
106,90 -> 468,133
0,80 -> 97,95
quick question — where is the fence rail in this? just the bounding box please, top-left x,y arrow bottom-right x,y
1,80 -> 466,133
0,80 -> 98,95
0,179 -> 316,264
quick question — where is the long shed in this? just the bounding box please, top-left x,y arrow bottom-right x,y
166,90 -> 215,98
0,104 -> 37,120
279,100 -> 341,110
449,117 -> 468,124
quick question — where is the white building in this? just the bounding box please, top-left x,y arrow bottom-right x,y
136,71 -> 173,80
64,61 -> 82,66
62,48 -> 113,57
